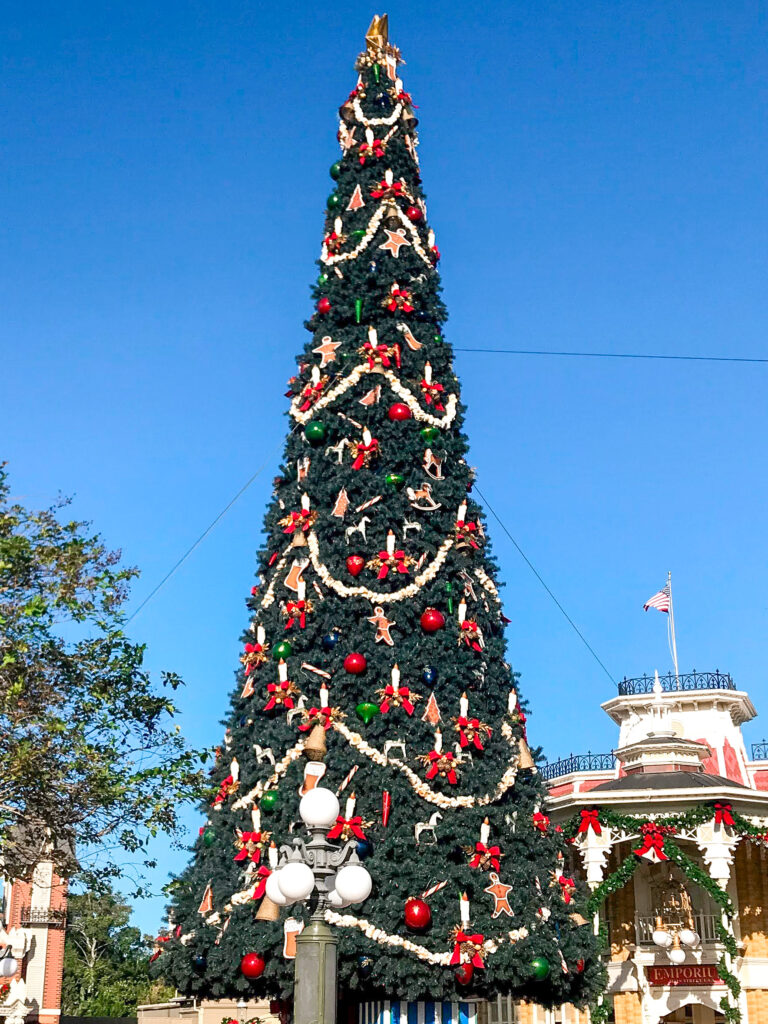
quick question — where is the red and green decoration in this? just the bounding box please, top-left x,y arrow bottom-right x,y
564,802 -> 760,1023
154,16 -> 603,1010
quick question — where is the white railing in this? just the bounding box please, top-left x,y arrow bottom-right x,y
634,912 -> 718,945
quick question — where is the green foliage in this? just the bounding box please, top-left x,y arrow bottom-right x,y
157,39 -> 603,1008
62,884 -> 175,1016
0,463 -> 204,886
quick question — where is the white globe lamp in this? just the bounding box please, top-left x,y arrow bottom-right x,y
299,787 -> 340,828
327,889 -> 353,909
265,870 -> 291,906
334,863 -> 372,904
276,861 -> 316,902
0,956 -> 17,978
652,918 -> 672,948
679,927 -> 699,948
668,938 -> 686,964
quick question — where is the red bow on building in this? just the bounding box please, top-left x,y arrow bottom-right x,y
633,823 -> 670,862
425,750 -> 458,785
251,865 -> 272,900
284,600 -> 309,629
298,707 -> 333,732
578,808 -> 602,835
234,831 -> 264,864
380,685 -> 415,715
714,802 -> 735,827
420,379 -> 445,410
327,816 -> 367,841
558,875 -> 576,904
450,932 -> 485,968
469,843 -> 502,871
532,812 -> 550,832
264,680 -> 297,711
351,438 -> 380,471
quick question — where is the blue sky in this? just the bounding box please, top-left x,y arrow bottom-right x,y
3,1 -> 767,933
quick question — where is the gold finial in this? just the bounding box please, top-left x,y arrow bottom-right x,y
365,13 -> 389,52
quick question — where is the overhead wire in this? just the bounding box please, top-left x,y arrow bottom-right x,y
454,347 -> 768,364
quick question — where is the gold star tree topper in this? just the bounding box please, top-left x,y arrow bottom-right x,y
365,14 -> 389,51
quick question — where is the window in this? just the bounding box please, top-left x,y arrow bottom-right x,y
486,996 -> 518,1024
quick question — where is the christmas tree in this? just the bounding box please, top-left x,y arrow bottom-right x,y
159,17 -> 602,1009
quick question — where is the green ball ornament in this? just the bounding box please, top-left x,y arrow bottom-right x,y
329,161 -> 342,180
327,192 -> 341,210
202,827 -> 215,847
355,702 -> 380,725
317,273 -> 329,286
530,956 -> 551,980
272,640 -> 293,661
420,426 -> 439,441
433,333 -> 443,344
260,790 -> 280,812
385,473 -> 405,489
305,421 -> 326,444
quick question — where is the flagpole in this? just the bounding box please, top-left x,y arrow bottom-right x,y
667,570 -> 680,686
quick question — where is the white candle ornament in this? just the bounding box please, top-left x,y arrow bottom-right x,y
458,599 -> 467,624
460,692 -> 469,718
460,891 -> 470,924
480,817 -> 490,845
391,664 -> 400,686
345,793 -> 356,819
434,729 -> 442,754
386,530 -> 395,555
320,683 -> 329,708
251,807 -> 261,832
257,625 -> 265,645
424,361 -> 433,384
278,660 -> 288,683
268,842 -> 278,868
301,492 -> 310,511
457,501 -> 467,522
297,580 -> 306,602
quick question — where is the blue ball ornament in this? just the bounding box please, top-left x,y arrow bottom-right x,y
322,632 -> 341,651
192,953 -> 207,972
356,838 -> 374,860
358,955 -> 374,977
422,666 -> 438,685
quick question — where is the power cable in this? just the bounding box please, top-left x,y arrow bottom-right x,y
474,484 -> 616,685
454,347 -> 768,364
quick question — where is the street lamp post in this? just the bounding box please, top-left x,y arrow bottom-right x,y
269,788 -> 372,1024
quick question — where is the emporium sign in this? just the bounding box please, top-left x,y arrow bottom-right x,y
647,965 -> 723,987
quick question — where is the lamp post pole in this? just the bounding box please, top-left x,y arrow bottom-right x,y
271,789 -> 372,1024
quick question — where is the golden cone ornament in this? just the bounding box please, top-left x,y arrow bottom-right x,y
518,736 -> 535,770
304,723 -> 328,760
255,895 -> 280,921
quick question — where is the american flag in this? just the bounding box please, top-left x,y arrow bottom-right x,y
643,583 -> 671,613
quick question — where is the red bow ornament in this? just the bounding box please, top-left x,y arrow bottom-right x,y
212,773 -> 239,806
351,437 -> 380,471
279,508 -> 317,535
283,599 -> 314,630
298,706 -> 334,732
299,378 -> 327,411
456,518 -> 482,551
359,340 -> 401,369
234,830 -> 269,864
633,823 -> 671,862
384,286 -> 414,314
424,749 -> 458,785
368,548 -> 413,579
359,138 -> 385,165
532,812 -> 550,833
370,178 -> 405,200
264,679 -> 299,711
378,684 -> 416,715
149,935 -> 170,963
322,231 -> 344,256
714,802 -> 735,827
459,620 -> 484,652
397,90 -> 416,107
251,865 -> 272,900
455,715 -> 492,751
468,842 -> 503,871
578,808 -> 602,836
558,875 -> 576,904
450,930 -> 485,969
327,815 -> 368,841
420,378 -> 445,411
240,642 -> 268,675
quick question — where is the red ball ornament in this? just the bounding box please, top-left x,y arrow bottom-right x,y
344,652 -> 367,674
240,952 -> 265,979
454,963 -> 474,986
346,555 -> 365,577
316,297 -> 331,314
420,607 -> 445,633
388,402 -> 412,422
404,897 -> 432,931
406,205 -> 423,222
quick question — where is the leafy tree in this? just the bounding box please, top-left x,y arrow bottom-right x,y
159,21 -> 602,1009
62,885 -> 175,1016
0,462 -> 204,886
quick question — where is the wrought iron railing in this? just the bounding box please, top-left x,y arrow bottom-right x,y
20,906 -> 66,928
634,911 -> 718,946
617,670 -> 734,696
540,753 -> 615,780
751,741 -> 768,761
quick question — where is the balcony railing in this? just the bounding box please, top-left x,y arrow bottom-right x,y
617,670 -> 734,696
634,912 -> 718,946
540,752 -> 615,781
751,741 -> 768,761
20,906 -> 66,928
